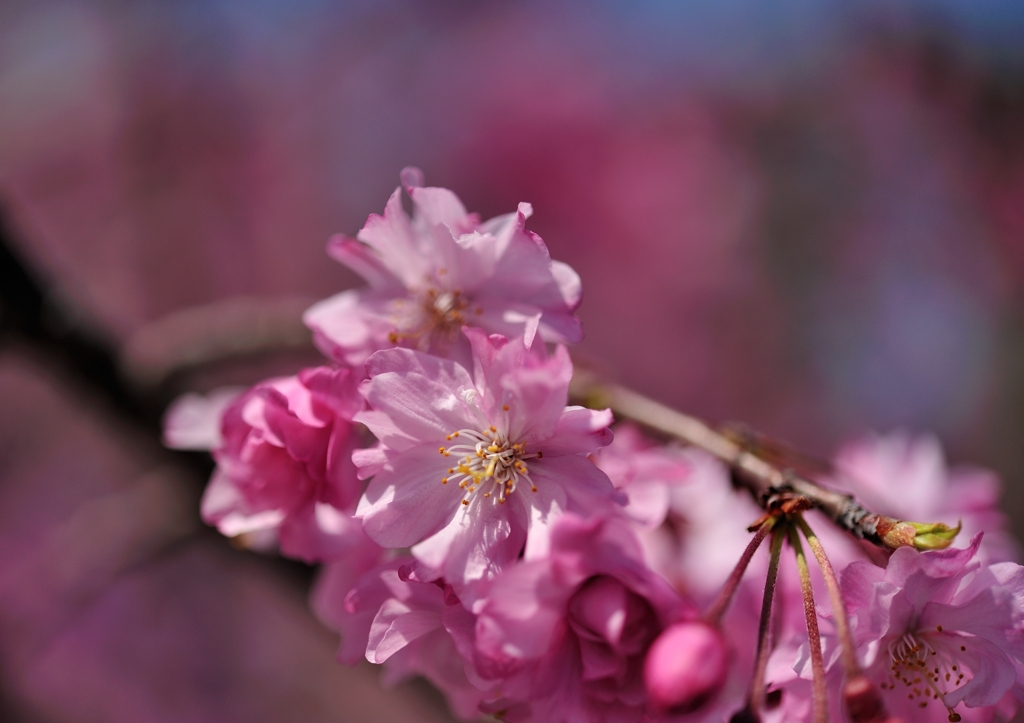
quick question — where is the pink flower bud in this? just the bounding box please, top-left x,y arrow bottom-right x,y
644,620 -> 728,714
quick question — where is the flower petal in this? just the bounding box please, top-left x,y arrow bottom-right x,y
357,348 -> 478,450
367,599 -> 443,664
356,442 -> 462,548
326,234 -> 404,292
545,406 -> 614,456
411,492 -> 527,592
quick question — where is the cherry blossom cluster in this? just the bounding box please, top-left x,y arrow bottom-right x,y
165,171 -> 1024,723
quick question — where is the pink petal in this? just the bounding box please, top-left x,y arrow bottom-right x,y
357,347 -> 478,450
408,185 -> 470,232
325,234 -> 403,292
411,494 -> 527,593
162,387 -> 242,450
568,576 -> 629,646
550,259 -> 583,312
303,290 -> 381,366
938,634 -> 1016,708
355,442 -> 462,548
529,455 -> 619,520
357,187 -> 430,287
545,406 -> 614,456
367,599 -> 443,664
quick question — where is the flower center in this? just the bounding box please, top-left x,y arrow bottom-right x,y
437,407 -> 541,506
388,278 -> 483,349
881,630 -> 969,721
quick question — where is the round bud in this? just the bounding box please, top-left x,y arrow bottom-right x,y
644,621 -> 729,714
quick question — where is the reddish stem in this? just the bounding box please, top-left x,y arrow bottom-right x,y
747,526 -> 784,714
789,526 -> 827,723
796,516 -> 860,676
704,518 -> 775,626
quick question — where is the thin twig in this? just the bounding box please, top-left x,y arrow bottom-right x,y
569,370 -> 936,550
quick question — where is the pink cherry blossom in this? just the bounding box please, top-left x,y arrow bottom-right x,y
473,513 -> 693,723
841,533 -> 1024,722
165,366 -> 367,562
313,557 -> 493,720
303,167 -> 583,367
354,328 -> 617,591
590,423 -> 690,530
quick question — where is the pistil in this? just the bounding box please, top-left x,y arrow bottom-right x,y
438,412 -> 539,506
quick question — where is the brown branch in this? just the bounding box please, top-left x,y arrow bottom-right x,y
569,369 -> 951,551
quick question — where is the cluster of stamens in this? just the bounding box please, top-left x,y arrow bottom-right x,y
437,404 -> 541,506
388,274 -> 483,348
881,629 -> 967,721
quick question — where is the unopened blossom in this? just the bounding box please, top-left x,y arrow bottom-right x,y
474,514 -> 692,723
304,167 -> 583,367
164,366 -> 366,562
644,620 -> 729,713
354,328 -> 617,591
313,557 -> 493,720
841,533 -> 1024,722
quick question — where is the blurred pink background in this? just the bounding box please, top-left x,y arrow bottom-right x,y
2,1 -> 1024,721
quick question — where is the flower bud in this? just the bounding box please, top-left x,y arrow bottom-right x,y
644,621 -> 728,714
877,517 -> 960,551
907,520 -> 961,550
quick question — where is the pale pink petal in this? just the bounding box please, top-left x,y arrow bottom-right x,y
411,495 -> 527,592
200,469 -> 284,535
545,406 -> 614,456
279,502 -> 380,564
303,289 -> 382,366
550,259 -> 583,311
352,444 -> 388,480
530,454 -> 619,519
326,234 -> 404,292
367,599 -> 443,664
482,224 -> 579,321
162,387 -> 243,450
357,187 -> 431,286
408,185 -> 471,232
940,635 -> 1017,707
357,347 -> 478,450
355,442 -> 462,548
504,345 -> 574,444
472,303 -> 543,349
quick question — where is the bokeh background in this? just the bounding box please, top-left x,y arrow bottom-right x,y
2,1 -> 1024,721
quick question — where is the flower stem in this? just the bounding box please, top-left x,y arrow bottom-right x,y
795,516 -> 860,676
704,518 -> 776,626
748,526 -> 785,715
788,525 -> 828,723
